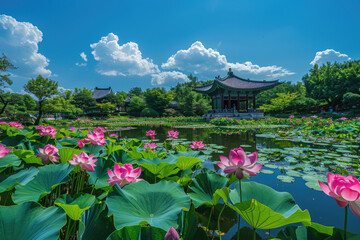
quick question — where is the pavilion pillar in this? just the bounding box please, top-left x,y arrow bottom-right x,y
245,92 -> 249,112
253,92 -> 256,109
221,93 -> 224,110
228,91 -> 231,108
211,95 -> 214,110
237,92 -> 240,111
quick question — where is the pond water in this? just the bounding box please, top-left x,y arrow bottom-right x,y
115,125 -> 360,237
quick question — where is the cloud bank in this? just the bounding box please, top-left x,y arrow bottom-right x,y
310,49 -> 351,66
0,14 -> 51,77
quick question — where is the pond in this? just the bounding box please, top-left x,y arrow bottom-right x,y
115,125 -> 360,237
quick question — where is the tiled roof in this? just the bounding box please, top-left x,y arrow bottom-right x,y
92,87 -> 112,99
194,69 -> 280,93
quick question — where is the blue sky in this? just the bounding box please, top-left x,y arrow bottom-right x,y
1,0 -> 360,93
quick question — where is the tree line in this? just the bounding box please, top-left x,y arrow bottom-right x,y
1,53 -> 360,124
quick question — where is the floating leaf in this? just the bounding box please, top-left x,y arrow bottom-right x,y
55,194 -> 95,220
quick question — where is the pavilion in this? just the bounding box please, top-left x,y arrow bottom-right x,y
194,68 -> 280,119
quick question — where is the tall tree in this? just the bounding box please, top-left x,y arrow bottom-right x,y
143,87 -> 174,115
0,54 -> 16,114
24,75 -> 58,125
302,60 -> 360,107
129,87 -> 142,96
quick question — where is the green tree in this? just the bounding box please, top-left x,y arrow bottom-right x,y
0,54 -> 16,114
43,96 -> 82,115
128,96 -> 146,117
302,60 -> 360,107
23,75 -> 58,125
72,88 -> 97,112
96,102 -> 115,113
342,92 -> 360,109
260,92 -> 300,112
143,88 -> 173,115
129,87 -> 142,96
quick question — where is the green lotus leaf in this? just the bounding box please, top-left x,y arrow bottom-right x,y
0,167 -> 39,192
88,158 -> 114,188
79,203 -> 115,240
178,210 -> 208,240
106,180 -> 190,230
12,164 -> 74,204
0,202 -> 66,240
0,152 -> 21,169
228,181 -> 311,229
187,171 -> 228,207
277,175 -> 295,183
59,147 -> 83,164
107,226 -> 167,240
55,194 -> 95,220
278,222 -> 360,240
261,169 -> 274,174
176,156 -> 202,171
140,162 -> 179,178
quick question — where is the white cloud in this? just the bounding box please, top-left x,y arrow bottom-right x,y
0,14 -> 51,77
151,71 -> 189,85
310,49 -> 351,66
162,41 -> 294,79
75,62 -> 87,67
80,52 -> 87,62
90,33 -> 159,76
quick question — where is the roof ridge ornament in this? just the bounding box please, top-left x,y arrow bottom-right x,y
228,68 -> 233,76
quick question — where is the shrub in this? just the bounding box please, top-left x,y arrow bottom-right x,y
210,117 -> 240,126
342,92 -> 360,109
140,107 -> 159,117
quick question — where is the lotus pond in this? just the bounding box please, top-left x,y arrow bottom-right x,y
0,117 -> 359,240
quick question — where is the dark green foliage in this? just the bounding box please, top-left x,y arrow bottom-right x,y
342,92 -> 360,109
140,107 -> 159,117
72,88 -> 97,112
127,96 -> 146,117
143,87 -> 173,116
23,75 -> 58,125
302,60 -> 360,106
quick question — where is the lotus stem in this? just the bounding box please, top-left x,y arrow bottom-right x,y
206,205 -> 213,232
237,179 -> 242,240
218,205 -> 225,240
253,228 -> 256,240
239,179 -> 242,203
344,205 -> 348,240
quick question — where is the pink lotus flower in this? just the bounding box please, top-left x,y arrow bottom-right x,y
69,127 -> 76,131
107,163 -> 142,187
319,173 -> 360,217
341,117 -> 348,120
164,227 -> 179,240
78,139 -> 86,148
0,144 -> 11,158
77,118 -> 85,123
87,120 -> 91,123
144,143 -> 157,150
289,115 -> 294,118
0,122 -> 7,125
36,125 -> 57,138
146,130 -> 157,139
109,133 -> 118,138
167,130 -> 179,139
301,116 -> 306,119
94,127 -> 106,133
190,141 -> 206,150
217,147 -> 263,180
68,152 -> 97,172
8,122 -> 23,129
85,131 -> 106,145
37,144 -> 59,164
312,115 -> 318,118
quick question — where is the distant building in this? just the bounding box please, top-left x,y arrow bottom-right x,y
92,87 -> 112,100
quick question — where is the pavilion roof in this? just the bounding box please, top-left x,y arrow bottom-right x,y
92,87 -> 112,99
194,69 -> 281,94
